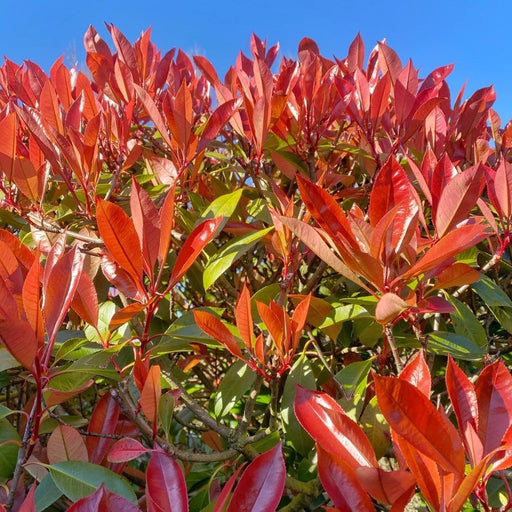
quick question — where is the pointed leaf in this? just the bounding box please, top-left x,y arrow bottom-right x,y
226,442 -> 285,512
375,292 -> 409,325
294,386 -> 377,469
47,425 -> 88,465
235,284 -> 254,349
169,217 -> 223,287
86,394 -> 120,465
158,186 -> 176,265
67,483 -> 142,512
400,350 -> 431,397
108,438 -> 152,463
316,445 -> 375,512
0,318 -> 38,371
140,365 -> 161,426
96,198 -> 143,287
374,375 -> 465,474
146,452 -> 188,512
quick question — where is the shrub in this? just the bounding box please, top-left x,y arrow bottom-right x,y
0,25 -> 512,511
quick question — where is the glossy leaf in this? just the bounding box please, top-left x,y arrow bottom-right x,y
316,445 -> 375,512
67,484 -> 142,512
294,386 -> 377,469
169,217 -> 223,287
0,318 -> 38,371
48,461 -> 137,503
374,374 -> 465,474
96,197 -> 143,288
86,394 -> 120,465
146,452 -> 188,512
140,364 -> 162,426
399,350 -> 430,397
226,442 -> 285,512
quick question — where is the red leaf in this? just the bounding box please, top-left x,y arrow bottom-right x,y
475,360 -> 512,456
96,197 -> 143,289
0,318 -> 38,371
400,350 -> 431,397
47,425 -> 88,464
433,263 -> 480,290
67,483 -> 141,512
198,98 -> 241,153
374,375 -> 465,474
43,246 -> 84,343
158,186 -> 176,266
235,284 -> 254,349
296,174 -> 357,249
39,79 -> 64,134
400,222 -> 489,281
435,164 -> 485,237
19,483 -> 36,512
108,438 -> 152,463
347,33 -> 364,72
169,217 -> 223,287
193,310 -> 243,358
294,386 -> 378,469
86,394 -> 120,464
368,156 -> 415,227
213,465 -> 246,512
0,112 -> 17,182
446,356 -> 481,465
355,466 -> 415,506
130,178 -> 160,275
316,445 -> 375,512
146,452 -> 188,512
226,442 -> 285,512
22,253 -> 44,345
489,160 -> 512,219
140,365 -> 161,426
71,269 -> 99,328
109,302 -> 148,331
377,42 -> 402,83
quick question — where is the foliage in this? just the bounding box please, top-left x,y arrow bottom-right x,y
0,25 -> 512,511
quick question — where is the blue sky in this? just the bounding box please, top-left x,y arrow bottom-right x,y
1,0 -> 511,122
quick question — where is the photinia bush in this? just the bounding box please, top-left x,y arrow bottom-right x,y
0,25 -> 512,511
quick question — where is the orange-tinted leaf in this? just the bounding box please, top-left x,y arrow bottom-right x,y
47,425 -> 88,464
71,270 -> 99,328
291,294 -> 311,351
193,310 -> 243,358
0,318 -> 38,371
257,301 -> 285,354
400,222 -> 489,281
130,178 -> 160,273
374,375 -> 465,474
433,263 -> 480,290
446,356 -> 481,465
140,365 -> 161,426
96,198 -> 143,288
43,246 -> 84,343
12,157 -> 41,201
435,164 -> 485,237
375,293 -> 408,325
22,253 -> 44,345
234,284 -> 253,349
294,386 -> 377,469
198,98 -> 241,153
146,452 -> 188,512
316,445 -> 375,512
0,112 -> 17,182
158,186 -> 176,266
355,466 -> 415,506
226,442 -> 285,512
109,302 -> 148,331
475,360 -> 512,456
399,350 -> 431,397
169,217 -> 223,287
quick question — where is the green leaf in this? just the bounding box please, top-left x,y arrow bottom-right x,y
159,392 -> 176,440
201,189 -> 243,221
48,460 -> 137,503
203,227 -> 273,290
359,396 -> 389,459
427,332 -> 485,360
0,348 -> 19,371
0,419 -> 20,478
335,358 -> 374,401
280,354 -> 315,456
35,473 -> 63,512
213,360 -> 256,419
0,405 -> 16,420
445,294 -> 487,347
472,274 -> 512,308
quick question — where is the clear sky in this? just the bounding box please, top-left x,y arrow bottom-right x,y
1,0 -> 511,122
